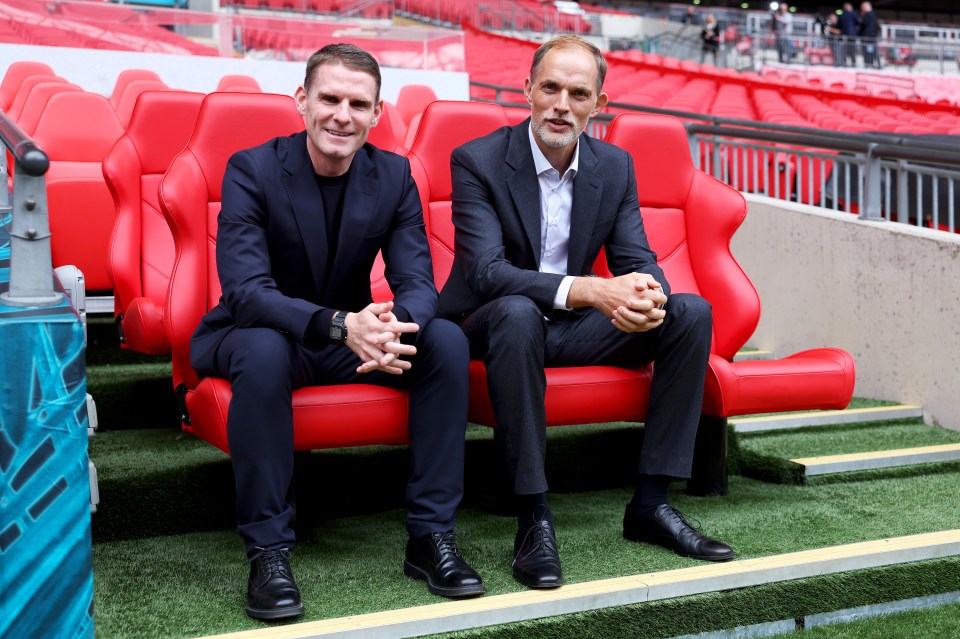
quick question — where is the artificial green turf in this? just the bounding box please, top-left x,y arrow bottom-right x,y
90,422 -> 960,639
739,421 -> 960,460
434,558 -> 960,639
768,602 -> 960,639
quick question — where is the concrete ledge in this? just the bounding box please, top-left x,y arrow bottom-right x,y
205,530 -> 960,639
731,195 -> 960,432
794,443 -> 960,476
732,405 -> 923,433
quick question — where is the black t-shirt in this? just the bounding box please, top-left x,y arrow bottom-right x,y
314,169 -> 349,269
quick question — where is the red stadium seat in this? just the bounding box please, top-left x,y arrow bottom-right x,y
215,74 -> 262,92
406,101 -> 656,430
109,69 -> 163,108
113,79 -> 170,128
103,90 -> 205,355
4,74 -> 66,122
13,81 -> 82,136
31,91 -> 125,291
605,113 -> 855,417
160,92 -> 410,453
0,60 -> 55,112
395,83 -> 437,127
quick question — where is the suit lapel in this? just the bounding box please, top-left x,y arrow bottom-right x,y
280,132 -> 330,298
505,122 -> 543,267
568,136 -> 603,275
328,147 -> 379,291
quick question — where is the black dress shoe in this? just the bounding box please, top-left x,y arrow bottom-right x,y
513,519 -> 564,588
245,547 -> 305,620
623,504 -> 734,562
404,531 -> 485,598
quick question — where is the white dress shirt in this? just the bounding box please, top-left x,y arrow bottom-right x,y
528,125 -> 578,310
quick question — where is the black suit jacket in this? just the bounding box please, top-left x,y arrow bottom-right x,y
191,131 -> 437,372
439,119 -> 668,321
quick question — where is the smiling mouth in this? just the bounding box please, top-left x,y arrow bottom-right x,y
325,129 -> 353,138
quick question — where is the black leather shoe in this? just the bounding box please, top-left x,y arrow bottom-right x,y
623,504 -> 734,562
404,531 -> 485,598
513,519 -> 564,588
245,547 -> 305,620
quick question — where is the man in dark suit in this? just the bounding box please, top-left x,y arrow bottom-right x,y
440,36 -> 734,590
191,44 -> 484,621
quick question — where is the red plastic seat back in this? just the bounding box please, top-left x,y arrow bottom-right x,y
215,74 -> 262,92
405,101 -> 511,289
32,91 -> 125,290
114,79 -> 170,128
109,69 -> 162,108
0,61 -> 55,111
103,90 -> 205,351
5,75 -> 66,122
15,82 -> 82,137
395,83 -> 437,126
605,113 -> 758,361
160,92 -> 304,388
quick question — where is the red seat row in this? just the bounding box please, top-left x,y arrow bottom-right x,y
97,92 -> 853,482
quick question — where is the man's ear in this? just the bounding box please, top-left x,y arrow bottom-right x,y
591,91 -> 609,118
295,85 -> 306,115
524,77 -> 533,105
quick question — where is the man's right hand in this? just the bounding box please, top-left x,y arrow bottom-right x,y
344,301 -> 419,375
567,273 -> 667,333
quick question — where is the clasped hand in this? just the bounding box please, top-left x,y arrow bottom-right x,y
344,301 -> 419,374
604,273 -> 667,333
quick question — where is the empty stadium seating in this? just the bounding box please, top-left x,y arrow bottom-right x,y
103,90 -> 205,355
109,69 -> 163,109
113,80 -> 170,128
159,92 -> 412,453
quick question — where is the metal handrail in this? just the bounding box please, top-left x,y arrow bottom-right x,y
0,110 -> 61,307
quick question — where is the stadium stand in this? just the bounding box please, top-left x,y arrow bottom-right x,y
103,90 -> 205,355
31,91 -> 124,292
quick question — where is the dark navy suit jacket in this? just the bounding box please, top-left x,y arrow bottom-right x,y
191,131 -> 437,373
438,119 -> 668,321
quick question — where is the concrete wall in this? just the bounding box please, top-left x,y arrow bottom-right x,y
0,44 -> 470,104
732,195 -> 960,431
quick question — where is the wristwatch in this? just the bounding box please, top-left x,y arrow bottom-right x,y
329,310 -> 348,345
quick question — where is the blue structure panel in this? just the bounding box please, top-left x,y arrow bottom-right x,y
0,213 -> 93,638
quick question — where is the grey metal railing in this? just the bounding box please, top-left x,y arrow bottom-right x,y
475,83 -> 960,233
0,110 -> 61,307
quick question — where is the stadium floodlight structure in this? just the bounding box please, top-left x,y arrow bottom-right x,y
0,110 -> 60,307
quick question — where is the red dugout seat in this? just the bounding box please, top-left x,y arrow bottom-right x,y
109,69 -> 162,108
4,74 -> 66,122
113,79 -> 170,128
0,61 -> 55,112
160,92 -> 410,453
406,101 -> 655,429
604,114 -> 855,417
31,91 -> 124,291
215,74 -> 262,92
103,90 -> 205,355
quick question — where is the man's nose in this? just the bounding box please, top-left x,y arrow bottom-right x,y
333,100 -> 350,121
553,91 -> 570,113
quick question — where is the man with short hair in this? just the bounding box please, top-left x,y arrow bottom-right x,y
859,1 -> 880,68
441,36 -> 734,590
192,43 -> 484,621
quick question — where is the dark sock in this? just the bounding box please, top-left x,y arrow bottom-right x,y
629,474 -> 672,516
517,493 -> 553,531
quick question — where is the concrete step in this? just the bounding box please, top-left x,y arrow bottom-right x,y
731,405 -> 923,434
792,443 -> 960,477
204,530 -> 960,639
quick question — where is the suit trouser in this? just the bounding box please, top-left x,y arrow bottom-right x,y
459,293 -> 712,495
204,317 -> 469,556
